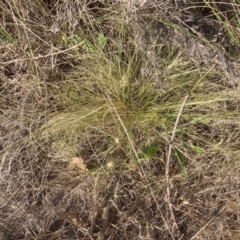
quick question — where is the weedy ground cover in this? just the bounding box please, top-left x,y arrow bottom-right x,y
0,1 -> 240,239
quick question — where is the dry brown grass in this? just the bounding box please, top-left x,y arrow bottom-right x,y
1,0 -> 240,239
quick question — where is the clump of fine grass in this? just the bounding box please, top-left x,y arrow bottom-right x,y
40,24 -> 240,171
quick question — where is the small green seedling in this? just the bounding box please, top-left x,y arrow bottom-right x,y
137,142 -> 158,162
64,32 -> 106,52
173,147 -> 187,177
190,144 -> 206,154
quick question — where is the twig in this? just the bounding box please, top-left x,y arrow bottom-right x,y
0,41 -> 85,65
165,94 -> 189,238
106,93 -> 176,240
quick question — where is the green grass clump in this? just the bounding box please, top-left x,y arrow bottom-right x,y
40,27 -> 240,172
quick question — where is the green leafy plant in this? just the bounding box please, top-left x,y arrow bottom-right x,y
137,142 -> 158,162
190,144 -> 206,154
173,147 -> 187,177
64,32 -> 106,52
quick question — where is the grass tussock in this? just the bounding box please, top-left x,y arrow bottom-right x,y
1,0 -> 240,239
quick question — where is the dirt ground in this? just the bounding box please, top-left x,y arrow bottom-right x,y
1,0 -> 240,239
